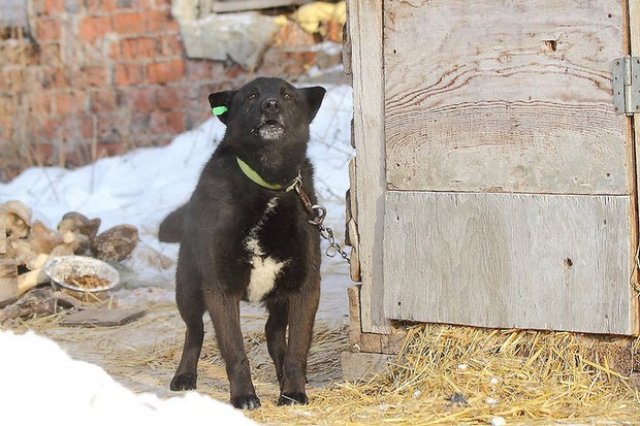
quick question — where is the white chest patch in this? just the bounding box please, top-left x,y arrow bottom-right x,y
244,197 -> 289,303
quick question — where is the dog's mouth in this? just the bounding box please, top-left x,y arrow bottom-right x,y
258,118 -> 285,140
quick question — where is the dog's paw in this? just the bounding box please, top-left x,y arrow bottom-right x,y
231,394 -> 261,410
169,373 -> 197,391
278,392 -> 309,406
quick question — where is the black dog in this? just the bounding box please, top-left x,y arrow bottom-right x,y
169,78 -> 326,410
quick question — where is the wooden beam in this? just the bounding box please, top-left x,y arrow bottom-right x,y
0,221 -> 5,255
628,0 -> 640,335
348,0 -> 389,333
211,0 -> 311,13
347,286 -> 405,354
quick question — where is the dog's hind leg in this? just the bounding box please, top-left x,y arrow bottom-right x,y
278,281 -> 320,406
170,259 -> 205,391
265,299 -> 289,386
204,288 -> 261,410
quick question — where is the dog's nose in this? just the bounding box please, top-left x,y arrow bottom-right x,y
261,98 -> 280,113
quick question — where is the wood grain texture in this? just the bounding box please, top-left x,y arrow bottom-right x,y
629,0 -> 640,332
348,0 -> 389,333
384,0 -> 629,195
0,222 -> 5,255
383,191 -> 636,335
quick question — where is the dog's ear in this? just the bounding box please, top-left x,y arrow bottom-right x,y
299,86 -> 326,122
208,90 -> 235,125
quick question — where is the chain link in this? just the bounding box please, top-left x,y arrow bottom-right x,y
319,224 -> 351,264
289,175 -> 350,264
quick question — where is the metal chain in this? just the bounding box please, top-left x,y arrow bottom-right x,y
288,177 -> 350,264
319,224 -> 351,263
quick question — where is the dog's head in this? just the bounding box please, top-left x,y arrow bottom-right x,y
208,78 -> 326,146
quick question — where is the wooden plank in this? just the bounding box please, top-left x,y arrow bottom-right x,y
0,259 -> 18,305
342,0 -> 352,79
349,157 -> 357,221
384,0 -> 628,195
629,0 -> 640,334
383,191 -> 635,335
211,0 -> 310,13
62,307 -> 146,327
348,0 -> 388,333
347,285 -> 405,354
0,221 -> 5,255
348,220 -> 361,282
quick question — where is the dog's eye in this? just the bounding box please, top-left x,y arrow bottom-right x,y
247,92 -> 258,101
283,92 -> 293,101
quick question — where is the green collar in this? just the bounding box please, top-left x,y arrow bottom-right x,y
236,157 -> 299,192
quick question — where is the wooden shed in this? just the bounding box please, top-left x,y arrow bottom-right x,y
343,0 -> 640,367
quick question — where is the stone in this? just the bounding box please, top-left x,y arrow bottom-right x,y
178,12 -> 278,70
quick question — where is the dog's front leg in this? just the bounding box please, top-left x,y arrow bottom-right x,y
278,284 -> 320,405
203,287 -> 260,410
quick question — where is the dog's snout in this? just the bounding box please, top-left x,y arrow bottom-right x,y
261,98 -> 280,113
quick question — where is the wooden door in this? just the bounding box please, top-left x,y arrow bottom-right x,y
349,0 -> 639,335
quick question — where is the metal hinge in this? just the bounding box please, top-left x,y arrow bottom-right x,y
612,56 -> 640,115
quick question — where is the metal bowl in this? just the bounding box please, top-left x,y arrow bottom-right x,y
44,256 -> 120,293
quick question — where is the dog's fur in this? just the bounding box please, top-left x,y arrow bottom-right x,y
168,78 -> 325,409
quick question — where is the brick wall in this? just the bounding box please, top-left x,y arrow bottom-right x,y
0,0 -> 339,181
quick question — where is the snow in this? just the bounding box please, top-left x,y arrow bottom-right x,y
0,330 -> 257,425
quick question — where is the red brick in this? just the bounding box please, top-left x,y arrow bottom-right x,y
84,0 -> 102,14
224,64 -> 245,80
103,0 -> 150,10
79,16 -> 112,41
114,63 -> 143,86
149,111 -> 183,134
42,67 -> 71,89
97,114 -> 124,144
146,10 -> 179,33
34,142 -> 56,159
77,66 -> 108,86
160,34 -> 182,56
153,0 -> 172,9
127,87 -> 155,112
98,142 -> 127,156
130,111 -> 150,133
40,43 -> 61,64
109,42 -> 120,60
56,92 -> 86,116
37,119 -> 61,139
90,89 -> 119,113
0,69 -> 26,92
37,18 -> 61,41
147,60 -> 184,84
155,87 -> 181,110
120,37 -> 157,60
112,12 -> 146,35
79,116 -> 96,139
185,61 -> 214,80
43,0 -> 64,15
29,93 -> 54,116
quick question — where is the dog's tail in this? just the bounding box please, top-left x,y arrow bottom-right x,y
158,204 -> 188,243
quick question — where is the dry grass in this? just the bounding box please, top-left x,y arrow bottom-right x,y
252,325 -> 640,425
